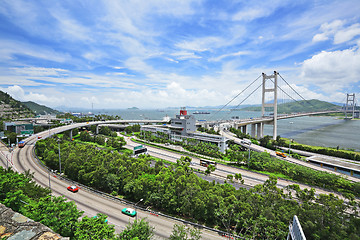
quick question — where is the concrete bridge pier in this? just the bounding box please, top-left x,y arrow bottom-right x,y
256,123 -> 264,138
96,125 -> 99,135
241,125 -> 247,134
69,129 -> 73,140
251,124 -> 256,138
233,123 -> 238,130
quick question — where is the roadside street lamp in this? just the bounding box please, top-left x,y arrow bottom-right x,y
48,169 -> 52,192
58,140 -> 61,174
135,198 -> 143,221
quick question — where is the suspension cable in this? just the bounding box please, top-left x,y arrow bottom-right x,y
210,75 -> 262,120
278,73 -> 317,108
220,82 -> 263,121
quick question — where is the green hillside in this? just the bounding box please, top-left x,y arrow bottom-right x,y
239,99 -> 340,113
22,101 -> 61,115
0,91 -> 34,119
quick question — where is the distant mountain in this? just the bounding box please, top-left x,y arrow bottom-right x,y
0,91 -> 34,119
22,101 -> 61,115
127,107 -> 139,110
239,99 -> 340,113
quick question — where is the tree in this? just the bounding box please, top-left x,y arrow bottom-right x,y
118,219 -> 154,240
170,224 -> 202,240
74,213 -> 115,240
24,196 -> 83,237
205,165 -> 216,175
80,130 -> 91,142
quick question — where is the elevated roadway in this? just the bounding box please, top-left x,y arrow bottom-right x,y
221,130 -> 360,182
2,121 -> 358,239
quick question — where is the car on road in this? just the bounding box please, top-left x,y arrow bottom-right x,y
121,208 -> 136,217
38,136 -> 42,139
67,185 -> 79,192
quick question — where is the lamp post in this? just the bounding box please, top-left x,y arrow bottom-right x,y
58,140 -> 61,174
48,169 -> 52,192
135,198 -> 143,221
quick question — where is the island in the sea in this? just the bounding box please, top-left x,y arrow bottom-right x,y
127,107 -> 139,110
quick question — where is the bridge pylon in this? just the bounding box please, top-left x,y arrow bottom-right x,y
345,93 -> 356,120
262,71 -> 278,140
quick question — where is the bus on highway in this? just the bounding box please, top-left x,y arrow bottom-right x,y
18,141 -> 26,148
200,159 -> 217,168
276,151 -> 287,158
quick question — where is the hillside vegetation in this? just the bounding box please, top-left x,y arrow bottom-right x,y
0,91 -> 34,119
239,99 -> 340,113
22,101 -> 61,115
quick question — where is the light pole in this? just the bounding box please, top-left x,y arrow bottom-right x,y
48,169 -> 51,192
58,140 -> 61,174
135,198 -> 143,221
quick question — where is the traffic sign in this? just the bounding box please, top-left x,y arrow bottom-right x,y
134,145 -> 143,150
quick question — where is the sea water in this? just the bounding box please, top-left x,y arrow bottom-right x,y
92,109 -> 360,152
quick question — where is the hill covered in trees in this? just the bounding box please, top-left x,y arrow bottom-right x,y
238,99 -> 340,113
0,91 -> 34,119
22,101 -> 61,115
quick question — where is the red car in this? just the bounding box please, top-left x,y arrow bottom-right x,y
38,136 -> 42,139
67,186 -> 79,192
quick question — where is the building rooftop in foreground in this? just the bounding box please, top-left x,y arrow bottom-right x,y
0,203 -> 67,240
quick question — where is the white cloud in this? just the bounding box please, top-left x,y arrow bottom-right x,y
334,23 -> 360,44
300,47 -> 360,93
0,85 -> 65,106
232,0 -> 290,22
312,20 -> 360,44
171,51 -> 201,60
175,36 -> 223,52
209,51 -> 250,62
11,67 -> 68,77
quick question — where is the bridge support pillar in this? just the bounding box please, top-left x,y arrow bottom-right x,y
241,125 -> 247,134
256,123 -> 264,138
69,130 -> 73,140
233,123 -> 238,130
262,71 -> 278,140
251,124 -> 256,138
96,125 -> 99,135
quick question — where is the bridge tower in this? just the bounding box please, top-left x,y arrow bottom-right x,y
345,93 -> 356,120
262,71 -> 278,140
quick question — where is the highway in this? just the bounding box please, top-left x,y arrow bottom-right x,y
125,136 -> 352,198
3,125 -> 225,240
2,122 -> 356,239
220,130 -> 360,183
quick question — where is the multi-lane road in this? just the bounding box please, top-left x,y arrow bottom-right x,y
0,123 -> 356,239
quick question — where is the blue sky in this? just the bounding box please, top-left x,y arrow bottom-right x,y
0,0 -> 359,109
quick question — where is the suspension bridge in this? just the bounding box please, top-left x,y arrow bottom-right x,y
199,71 -> 358,139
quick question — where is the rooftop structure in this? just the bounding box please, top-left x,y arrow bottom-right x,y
141,108 -> 227,152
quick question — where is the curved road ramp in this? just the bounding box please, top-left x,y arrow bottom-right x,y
0,203 -> 67,240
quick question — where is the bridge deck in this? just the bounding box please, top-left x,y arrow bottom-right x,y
307,155 -> 360,174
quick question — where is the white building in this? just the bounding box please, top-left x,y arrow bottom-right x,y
141,108 -> 227,153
